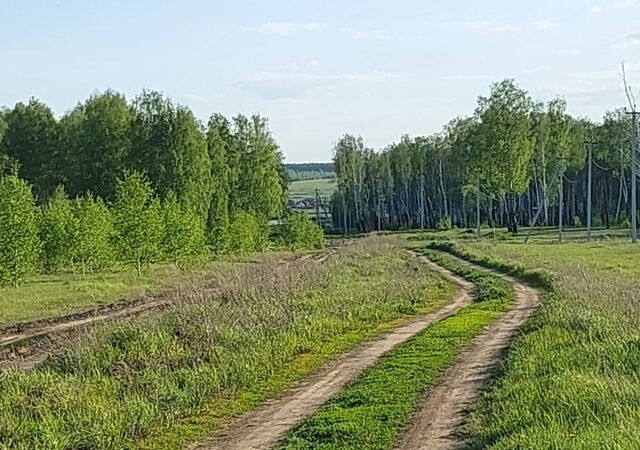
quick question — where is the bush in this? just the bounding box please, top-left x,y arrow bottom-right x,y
574,216 -> 583,227
224,211 -> 268,254
436,215 -> 453,231
0,175 -> 40,286
39,185 -> 75,272
70,195 -> 115,274
161,192 -> 208,268
282,212 -> 325,250
620,217 -> 631,229
112,171 -> 164,274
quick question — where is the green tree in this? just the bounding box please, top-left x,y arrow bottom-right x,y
233,115 -> 287,219
39,185 -> 75,272
0,175 -> 40,286
161,192 -> 207,267
282,212 -> 325,250
225,210 -> 269,254
470,79 -> 534,233
112,171 -> 164,275
129,91 -> 212,220
70,194 -> 115,274
63,91 -> 132,199
206,113 -> 231,248
1,99 -> 61,199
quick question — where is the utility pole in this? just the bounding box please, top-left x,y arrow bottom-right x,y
476,177 -> 481,239
558,172 -> 564,243
557,156 -> 567,244
585,140 -> 597,241
342,193 -> 347,236
314,188 -> 320,225
626,110 -> 639,243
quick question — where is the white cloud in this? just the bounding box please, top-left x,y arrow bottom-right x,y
560,48 -> 582,55
241,22 -> 327,36
611,34 -> 640,49
438,19 -> 517,32
533,18 -> 560,30
239,69 -> 407,100
442,74 -> 496,81
590,5 -> 603,12
493,24 -> 518,32
307,60 -> 323,69
346,29 -> 391,40
612,0 -> 638,8
522,66 -> 552,74
438,19 -> 491,29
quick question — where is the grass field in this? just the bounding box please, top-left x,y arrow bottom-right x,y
0,237 -> 454,450
289,178 -> 337,201
436,240 -> 640,448
0,259 -> 258,329
279,250 -> 513,449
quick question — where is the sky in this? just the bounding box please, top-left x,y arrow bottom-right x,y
1,1 -> 639,162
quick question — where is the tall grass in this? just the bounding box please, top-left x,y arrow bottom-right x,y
444,241 -> 640,449
0,236 -> 454,449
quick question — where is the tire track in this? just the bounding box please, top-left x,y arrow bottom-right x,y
192,254 -> 474,450
395,253 -> 540,450
0,252 -> 333,370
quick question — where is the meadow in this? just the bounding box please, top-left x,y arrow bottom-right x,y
288,178 -> 337,202
437,239 -> 640,448
0,262 -> 239,329
0,237 -> 454,450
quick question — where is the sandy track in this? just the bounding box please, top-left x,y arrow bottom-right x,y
193,255 -> 474,450
395,254 -> 540,450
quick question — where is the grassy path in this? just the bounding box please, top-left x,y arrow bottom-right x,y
396,253 -> 538,450
278,250 -> 532,450
195,254 -> 473,450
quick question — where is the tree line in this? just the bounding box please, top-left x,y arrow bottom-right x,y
330,78 -> 639,234
0,90 -> 324,287
285,163 -> 335,181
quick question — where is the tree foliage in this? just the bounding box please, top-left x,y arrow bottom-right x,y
1,99 -> 60,199
161,192 -> 207,268
224,211 -> 269,254
282,213 -> 325,250
70,194 -> 115,274
0,176 -> 40,286
112,171 -> 164,274
39,185 -> 75,272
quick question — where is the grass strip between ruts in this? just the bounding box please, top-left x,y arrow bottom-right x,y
277,249 -> 514,450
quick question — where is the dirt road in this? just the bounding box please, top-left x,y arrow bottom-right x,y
193,255 -> 474,450
395,254 -> 540,450
0,252 -> 332,369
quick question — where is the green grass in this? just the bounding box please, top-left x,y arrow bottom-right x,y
277,250 -> 514,450
289,178 -> 337,202
0,262 -> 240,329
431,239 -> 640,449
0,237 -> 455,450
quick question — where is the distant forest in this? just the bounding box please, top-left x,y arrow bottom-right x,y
285,163 -> 335,181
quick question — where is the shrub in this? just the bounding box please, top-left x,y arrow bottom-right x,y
112,171 -> 164,274
70,195 -> 115,274
161,192 -> 208,268
436,215 -> 453,231
0,175 -> 40,286
38,185 -> 75,272
620,217 -> 631,229
224,210 -> 268,254
282,212 -> 325,250
574,216 -> 583,227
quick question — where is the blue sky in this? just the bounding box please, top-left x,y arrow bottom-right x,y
1,0 -> 639,162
